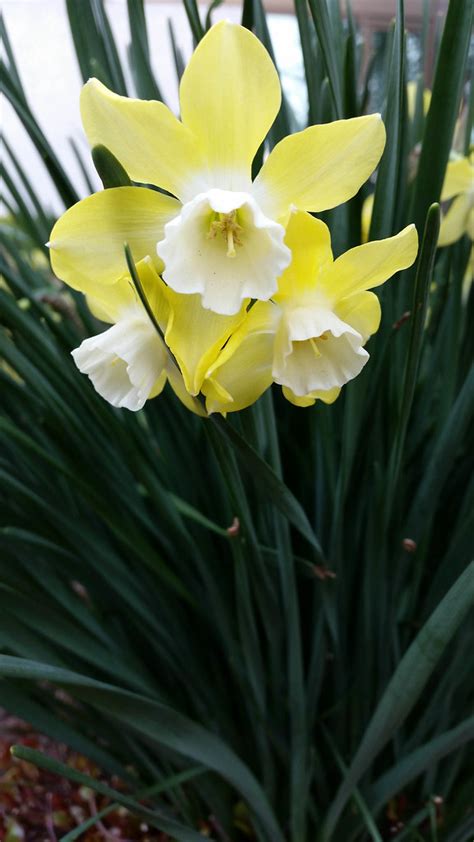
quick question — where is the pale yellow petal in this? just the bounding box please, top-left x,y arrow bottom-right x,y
323,224 -> 418,301
80,79 -> 203,201
441,156 -> 473,202
253,114 -> 386,220
282,385 -> 340,407
336,290 -> 381,341
275,211 -> 333,300
203,301 -> 280,414
166,361 -> 207,417
49,187 -> 179,295
85,256 -> 170,334
179,21 -> 281,186
165,288 -> 248,395
86,281 -> 136,324
438,193 -> 471,247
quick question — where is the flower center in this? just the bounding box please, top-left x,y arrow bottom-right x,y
294,333 -> 329,359
207,210 -> 243,258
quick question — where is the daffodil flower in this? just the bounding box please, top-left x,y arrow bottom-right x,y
438,153 -> 473,247
72,258 -> 205,414
272,211 -> 418,406
49,21 -> 386,316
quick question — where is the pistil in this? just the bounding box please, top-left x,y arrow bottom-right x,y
207,211 -> 243,258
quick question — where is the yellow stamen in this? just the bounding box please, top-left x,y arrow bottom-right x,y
207,211 -> 243,258
309,337 -> 322,358
227,227 -> 236,258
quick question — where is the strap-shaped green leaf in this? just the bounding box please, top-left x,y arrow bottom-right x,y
367,715 -> 474,813
321,561 -> 474,839
210,414 -> 324,558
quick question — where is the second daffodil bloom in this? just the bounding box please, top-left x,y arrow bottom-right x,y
438,153 -> 474,248
73,257 -> 205,414
270,212 -> 418,407
49,21 -> 386,316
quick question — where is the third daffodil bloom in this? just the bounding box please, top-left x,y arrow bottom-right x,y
438,153 -> 474,248
271,212 -> 419,406
49,21 -> 386,316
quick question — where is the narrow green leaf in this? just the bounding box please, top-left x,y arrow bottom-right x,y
407,366 -> 474,541
368,715 -> 474,813
182,0 -> 204,44
369,0 -> 406,239
1,61 -> 79,207
210,414 -> 324,557
410,0 -> 472,237
127,0 -> 163,100
169,493 -> 228,537
92,144 -> 132,188
388,203 -> 440,501
306,0 -> 343,119
294,0 -> 319,125
321,561 -> 474,839
205,0 -> 223,31
60,767 -> 207,842
167,18 -> 186,82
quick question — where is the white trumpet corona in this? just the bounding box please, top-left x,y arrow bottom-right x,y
273,306 -> 369,396
72,316 -> 168,411
157,188 -> 291,315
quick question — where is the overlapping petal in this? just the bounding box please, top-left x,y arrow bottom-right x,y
81,79 -> 204,201
336,291 -> 381,342
275,211 -> 333,300
252,115 -> 386,220
165,287 -> 248,395
202,301 -> 280,414
179,21 -> 281,188
282,385 -> 341,407
85,258 -> 169,327
49,187 -> 179,294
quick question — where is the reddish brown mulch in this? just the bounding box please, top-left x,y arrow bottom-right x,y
0,711 -> 209,842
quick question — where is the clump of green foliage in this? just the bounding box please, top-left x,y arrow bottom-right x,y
0,1 -> 473,840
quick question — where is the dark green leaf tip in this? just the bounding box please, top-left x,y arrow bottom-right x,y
92,144 -> 132,189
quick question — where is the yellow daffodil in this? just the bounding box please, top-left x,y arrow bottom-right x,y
73,258 -> 204,414
49,21 -> 386,316
272,211 -> 417,407
438,153 -> 473,247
